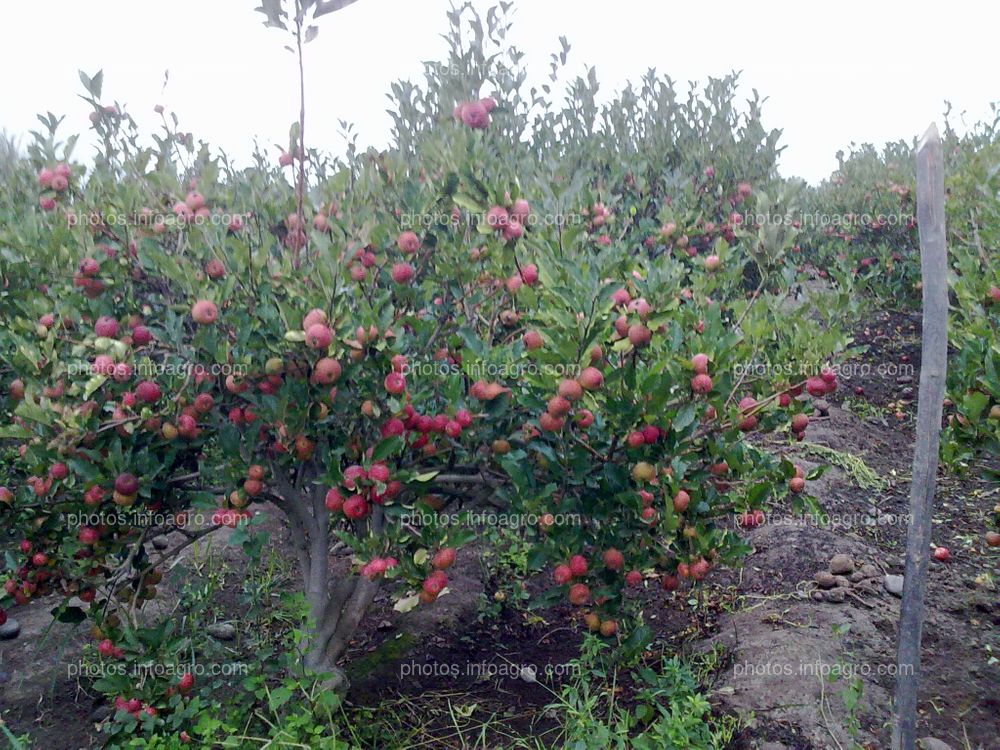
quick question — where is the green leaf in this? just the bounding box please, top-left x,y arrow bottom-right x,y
0,425 -> 31,439
268,686 -> 293,711
15,399 -> 53,426
371,436 -> 403,461
453,193 -> 485,214
672,403 -> 696,432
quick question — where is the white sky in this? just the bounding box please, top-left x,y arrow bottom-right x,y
1,0 -> 996,184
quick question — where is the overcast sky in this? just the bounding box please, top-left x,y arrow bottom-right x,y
1,0 -> 996,184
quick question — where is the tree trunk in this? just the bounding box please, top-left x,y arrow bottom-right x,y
270,463 -> 382,695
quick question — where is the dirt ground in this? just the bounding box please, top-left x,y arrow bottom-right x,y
2,309 -> 997,750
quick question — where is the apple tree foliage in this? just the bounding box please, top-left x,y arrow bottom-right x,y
0,2 -> 854,708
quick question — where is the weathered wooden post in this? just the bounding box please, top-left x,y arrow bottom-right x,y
890,123 -> 949,750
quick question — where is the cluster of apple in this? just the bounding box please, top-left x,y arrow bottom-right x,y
207,466 -> 266,528
582,202 -> 611,232
2,540 -> 53,608
483,197 -> 531,244
324,461 -> 402,521
388,230 -> 419,284
72,254 -> 108,297
805,368 -> 839,397
609,288 -> 654,348
452,96 -> 497,129
643,178 -> 755,254
536,369 -> 603,433
581,202 -> 613,245
505,261 -> 538,294
347,245 -> 379,283
671,556 -> 712,584
170,191 -> 213,224
417,547 -> 456,604
36,163 -> 72,211
690,352 -> 713,394
397,403 -> 475,446
359,556 -> 399,580
113,696 -> 158,721
551,549 -> 633,622
582,611 -> 618,637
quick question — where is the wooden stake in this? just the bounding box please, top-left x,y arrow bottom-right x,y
891,123 -> 949,750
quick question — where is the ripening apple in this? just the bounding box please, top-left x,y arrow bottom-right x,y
486,205 -> 509,230
397,231 -> 420,253
557,379 -> 583,401
523,330 -> 544,350
391,262 -> 415,284
568,554 -> 588,577
691,373 -> 713,394
553,564 -> 573,584
191,300 -> 218,325
422,570 -> 448,596
665,489 -> 689,517
578,367 -> 603,391
631,462 -> 655,482
432,548 -> 456,570
627,324 -> 652,347
305,324 -> 333,350
311,358 -> 342,385
461,100 -> 489,128
602,548 -> 624,571
567,583 -> 590,605
503,221 -> 523,241
325,488 -> 344,512
539,412 -> 564,431
384,372 -> 406,395
660,574 -> 679,591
